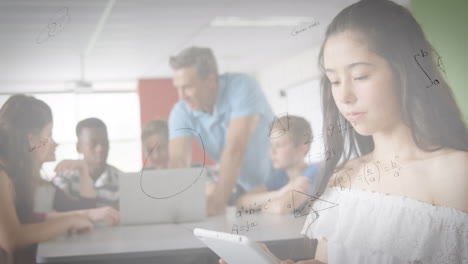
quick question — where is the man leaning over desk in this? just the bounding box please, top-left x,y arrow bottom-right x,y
168,46 -> 274,216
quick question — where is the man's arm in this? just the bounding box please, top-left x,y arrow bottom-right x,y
169,136 -> 193,168
207,114 -> 259,215
167,101 -> 194,169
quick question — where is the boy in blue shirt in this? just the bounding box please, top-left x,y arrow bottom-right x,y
237,115 -> 319,214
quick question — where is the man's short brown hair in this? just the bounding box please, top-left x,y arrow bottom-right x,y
169,46 -> 218,79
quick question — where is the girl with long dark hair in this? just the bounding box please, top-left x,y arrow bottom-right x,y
0,95 -> 115,264
220,0 -> 467,263
297,0 -> 467,263
296,1 -> 468,263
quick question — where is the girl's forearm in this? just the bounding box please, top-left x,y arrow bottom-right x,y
13,216 -> 73,249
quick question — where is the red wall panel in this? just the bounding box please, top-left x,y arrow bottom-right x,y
137,78 -> 214,167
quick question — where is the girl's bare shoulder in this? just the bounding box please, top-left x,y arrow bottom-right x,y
428,149 -> 468,213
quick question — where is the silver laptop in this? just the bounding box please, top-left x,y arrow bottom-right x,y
119,168 -> 206,225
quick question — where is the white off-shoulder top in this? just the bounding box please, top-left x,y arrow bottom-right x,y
301,188 -> 468,264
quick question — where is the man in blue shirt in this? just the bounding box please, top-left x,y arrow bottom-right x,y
168,46 -> 274,215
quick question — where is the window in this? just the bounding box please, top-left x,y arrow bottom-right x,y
0,92 -> 142,179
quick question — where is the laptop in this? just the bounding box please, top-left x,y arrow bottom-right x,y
119,168 -> 207,225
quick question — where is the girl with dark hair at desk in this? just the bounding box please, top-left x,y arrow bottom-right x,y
220,0 -> 467,263
0,95 -> 117,264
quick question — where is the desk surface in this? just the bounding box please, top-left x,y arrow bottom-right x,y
37,207 -> 309,263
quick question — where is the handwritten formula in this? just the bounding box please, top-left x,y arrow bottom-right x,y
414,49 -> 441,89
290,21 -> 320,37
231,221 -> 258,235
29,138 -> 49,152
333,156 -> 402,192
36,7 -> 70,44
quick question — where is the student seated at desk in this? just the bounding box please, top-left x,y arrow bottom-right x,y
52,118 -> 122,210
237,115 -> 319,214
35,128 -> 119,225
0,95 -> 94,264
141,119 -> 169,169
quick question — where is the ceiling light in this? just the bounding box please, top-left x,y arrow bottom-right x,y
210,16 -> 317,27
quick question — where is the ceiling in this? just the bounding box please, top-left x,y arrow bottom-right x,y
0,0 -> 409,93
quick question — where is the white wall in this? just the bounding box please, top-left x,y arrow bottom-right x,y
256,46 -> 325,163
256,46 -> 321,113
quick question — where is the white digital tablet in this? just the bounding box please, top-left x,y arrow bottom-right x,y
193,228 -> 278,264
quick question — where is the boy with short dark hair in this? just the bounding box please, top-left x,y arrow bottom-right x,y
53,117 -> 121,210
